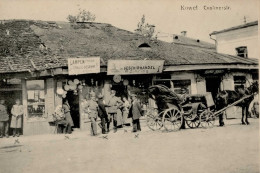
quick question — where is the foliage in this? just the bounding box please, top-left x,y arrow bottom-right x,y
67,8 -> 96,23
135,15 -> 155,38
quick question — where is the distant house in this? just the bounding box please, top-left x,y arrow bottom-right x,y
0,20 -> 258,135
157,31 -> 216,51
210,21 -> 258,59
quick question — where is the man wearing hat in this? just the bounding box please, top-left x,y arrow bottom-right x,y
86,92 -> 99,136
129,94 -> 142,132
97,93 -> 109,134
107,90 -> 123,133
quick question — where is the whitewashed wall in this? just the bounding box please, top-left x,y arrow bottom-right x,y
215,25 -> 258,59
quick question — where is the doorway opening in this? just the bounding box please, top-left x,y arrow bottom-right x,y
0,90 -> 22,135
205,77 -> 221,100
66,91 -> 80,128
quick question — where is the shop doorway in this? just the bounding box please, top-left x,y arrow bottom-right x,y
205,77 -> 221,100
112,84 -> 128,98
0,90 -> 22,135
66,91 -> 80,128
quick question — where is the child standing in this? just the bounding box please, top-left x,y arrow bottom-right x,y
10,99 -> 23,137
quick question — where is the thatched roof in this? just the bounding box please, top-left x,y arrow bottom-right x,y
0,20 -> 257,74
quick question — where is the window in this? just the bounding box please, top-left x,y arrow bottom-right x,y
236,46 -> 248,58
153,80 -> 171,88
153,79 -> 191,94
234,76 -> 246,91
172,80 -> 191,94
26,80 -> 45,118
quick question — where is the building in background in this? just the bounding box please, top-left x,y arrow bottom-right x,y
156,31 -> 216,51
210,21 -> 259,118
210,21 -> 258,59
0,20 -> 258,135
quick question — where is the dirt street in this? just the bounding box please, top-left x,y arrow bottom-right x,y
0,118 -> 259,173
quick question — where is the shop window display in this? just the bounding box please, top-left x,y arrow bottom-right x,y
26,80 -> 45,118
153,79 -> 191,94
172,80 -> 191,94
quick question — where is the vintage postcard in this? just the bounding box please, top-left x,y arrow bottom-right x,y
0,0 -> 259,173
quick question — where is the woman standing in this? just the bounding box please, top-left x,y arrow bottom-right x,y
10,99 -> 23,137
62,99 -> 74,134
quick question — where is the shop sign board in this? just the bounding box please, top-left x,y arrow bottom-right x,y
107,60 -> 164,75
68,57 -> 100,75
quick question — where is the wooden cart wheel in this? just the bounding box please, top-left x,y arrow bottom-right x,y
186,116 -> 200,128
199,110 -> 215,128
162,105 -> 183,132
146,109 -> 163,131
185,104 -> 205,129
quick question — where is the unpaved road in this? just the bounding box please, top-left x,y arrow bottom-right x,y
0,118 -> 259,173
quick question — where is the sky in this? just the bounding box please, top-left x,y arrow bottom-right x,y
0,0 -> 259,43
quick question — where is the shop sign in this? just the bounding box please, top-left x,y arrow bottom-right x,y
68,57 -> 100,75
6,78 -> 21,85
107,60 -> 164,75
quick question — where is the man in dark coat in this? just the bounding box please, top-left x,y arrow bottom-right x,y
97,94 -> 109,134
129,94 -> 142,132
0,99 -> 9,138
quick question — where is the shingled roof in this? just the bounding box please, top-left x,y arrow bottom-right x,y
0,20 -> 258,74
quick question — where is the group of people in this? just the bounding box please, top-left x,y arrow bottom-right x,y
0,99 -> 23,138
0,90 -> 144,138
82,90 -> 143,136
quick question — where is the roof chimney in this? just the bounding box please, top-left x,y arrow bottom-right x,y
181,31 -> 187,37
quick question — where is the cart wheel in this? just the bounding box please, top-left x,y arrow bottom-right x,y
199,110 -> 215,128
186,115 -> 200,128
162,105 -> 183,132
146,109 -> 163,131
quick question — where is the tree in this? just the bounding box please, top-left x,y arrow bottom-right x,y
135,15 -> 155,38
67,8 -> 96,23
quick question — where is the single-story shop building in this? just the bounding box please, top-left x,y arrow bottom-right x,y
0,20 -> 258,135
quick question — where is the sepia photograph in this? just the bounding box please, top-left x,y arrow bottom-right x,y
0,0 -> 259,172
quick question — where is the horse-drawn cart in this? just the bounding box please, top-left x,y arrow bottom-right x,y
146,84 -> 254,132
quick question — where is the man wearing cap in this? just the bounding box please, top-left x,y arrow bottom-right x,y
97,93 -> 109,134
86,93 -> 99,136
129,94 -> 142,132
107,90 -> 123,133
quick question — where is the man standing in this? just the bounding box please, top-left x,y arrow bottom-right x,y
86,93 -> 99,136
97,94 -> 109,134
107,90 -> 123,133
129,94 -> 142,132
0,99 -> 9,138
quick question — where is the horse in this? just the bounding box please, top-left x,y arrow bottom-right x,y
215,81 -> 259,126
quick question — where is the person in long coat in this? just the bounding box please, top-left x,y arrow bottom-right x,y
85,93 -> 99,136
122,97 -> 130,126
107,90 -> 123,133
97,94 -> 109,134
10,99 -> 23,137
62,99 -> 74,134
129,94 -> 142,132
0,99 -> 9,138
